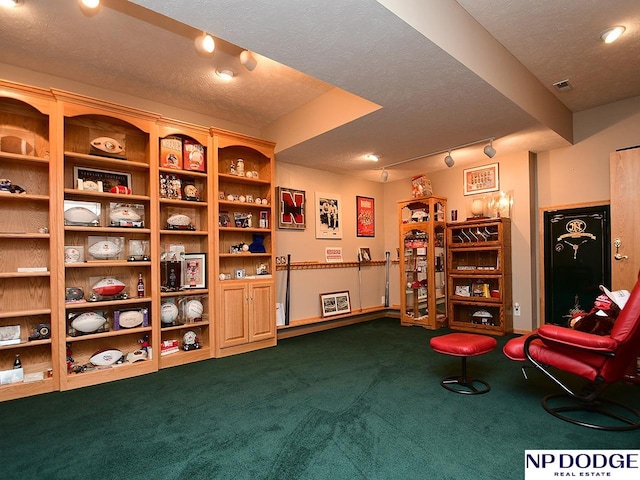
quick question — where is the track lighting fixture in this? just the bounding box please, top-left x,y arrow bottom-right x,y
195,32 -> 215,55
240,50 -> 258,71
444,152 -> 455,168
483,138 -> 496,158
380,169 -> 389,182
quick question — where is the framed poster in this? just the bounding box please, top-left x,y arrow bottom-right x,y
276,186 -> 306,230
182,252 -> 206,289
463,163 -> 499,196
356,195 -> 375,237
74,166 -> 132,193
320,291 -> 351,317
315,192 -> 342,239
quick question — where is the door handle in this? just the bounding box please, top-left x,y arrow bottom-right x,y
613,238 -> 629,261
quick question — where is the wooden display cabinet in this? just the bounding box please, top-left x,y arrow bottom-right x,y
0,82 -> 58,401
157,119 -> 213,368
213,130 -> 276,357
446,218 -> 513,335
398,195 -> 447,329
54,90 -> 160,390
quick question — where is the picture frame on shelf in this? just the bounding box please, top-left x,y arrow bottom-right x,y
64,245 -> 85,264
358,247 -> 371,262
463,163 -> 499,196
320,291 -> 351,318
183,138 -> 206,172
315,192 -> 342,239
276,186 -> 306,230
356,195 -> 375,237
182,252 -> 206,289
74,166 -> 132,193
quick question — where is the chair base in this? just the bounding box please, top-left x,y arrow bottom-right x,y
542,393 -> 640,431
441,375 -> 491,395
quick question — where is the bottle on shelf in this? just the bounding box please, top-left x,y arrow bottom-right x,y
137,273 -> 145,297
13,354 -> 22,369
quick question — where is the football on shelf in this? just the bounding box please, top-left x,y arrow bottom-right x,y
167,213 -> 192,227
71,311 -> 107,333
88,240 -> 122,259
109,185 -> 131,195
117,310 -> 144,328
109,205 -> 141,223
89,349 -> 123,366
92,277 -> 126,296
90,136 -> 124,155
0,135 -> 34,155
64,207 -> 99,225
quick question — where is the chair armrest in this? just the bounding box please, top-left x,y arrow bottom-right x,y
537,325 -> 617,353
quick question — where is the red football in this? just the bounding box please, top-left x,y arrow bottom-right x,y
92,277 -> 126,296
109,185 -> 131,195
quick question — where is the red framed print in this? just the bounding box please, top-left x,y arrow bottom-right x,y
276,186 -> 306,230
356,195 -> 375,237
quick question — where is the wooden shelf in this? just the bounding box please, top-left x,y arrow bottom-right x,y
64,151 -> 149,170
0,271 -> 50,278
63,188 -> 150,202
65,297 -> 152,309
0,150 -> 49,165
65,325 -> 152,342
0,308 -> 51,319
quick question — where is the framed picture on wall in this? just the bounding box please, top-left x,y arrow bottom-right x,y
315,192 -> 342,239
356,195 -> 375,237
276,187 -> 306,230
463,163 -> 499,196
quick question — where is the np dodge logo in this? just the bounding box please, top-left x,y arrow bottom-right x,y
525,450 -> 639,479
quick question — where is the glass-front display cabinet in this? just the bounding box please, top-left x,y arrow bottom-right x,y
398,195 -> 447,329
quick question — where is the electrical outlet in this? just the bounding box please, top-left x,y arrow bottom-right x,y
514,302 -> 521,316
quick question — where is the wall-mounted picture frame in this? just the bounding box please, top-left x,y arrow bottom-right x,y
182,252 -> 206,289
358,247 -> 371,262
463,163 -> 499,196
320,291 -> 351,318
74,166 -> 132,193
356,195 -> 375,237
315,192 -> 342,239
276,186 -> 306,230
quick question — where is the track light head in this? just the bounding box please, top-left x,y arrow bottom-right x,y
380,169 -> 389,182
240,50 -> 258,71
484,139 -> 496,158
194,32 -> 215,55
444,153 -> 454,168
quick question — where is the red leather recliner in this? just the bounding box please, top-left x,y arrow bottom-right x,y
503,271 -> 640,430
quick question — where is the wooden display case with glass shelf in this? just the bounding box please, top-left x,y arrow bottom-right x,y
446,218 -> 513,335
213,130 -> 276,357
157,119 -> 213,367
0,82 -> 58,401
398,195 -> 447,329
54,90 -> 160,390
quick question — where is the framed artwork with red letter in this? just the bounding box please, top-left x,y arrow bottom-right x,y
277,187 -> 306,230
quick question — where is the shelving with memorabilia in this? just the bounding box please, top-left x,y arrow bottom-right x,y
54,90 -> 160,390
398,195 -> 448,330
446,217 -> 513,336
0,82 -> 58,401
213,130 -> 276,357
156,119 -> 213,368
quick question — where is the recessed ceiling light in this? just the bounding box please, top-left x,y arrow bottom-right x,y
79,0 -> 100,8
365,154 -> 379,162
216,69 -> 235,80
0,0 -> 22,7
600,26 -> 625,44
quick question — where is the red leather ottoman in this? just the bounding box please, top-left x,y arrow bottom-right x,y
430,333 -> 498,394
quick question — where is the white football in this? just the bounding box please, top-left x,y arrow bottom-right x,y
92,277 -> 126,296
183,299 -> 204,321
161,302 -> 179,324
89,349 -> 123,366
88,240 -> 122,259
90,136 -> 124,155
71,311 -> 107,333
64,207 -> 99,225
167,213 -> 191,226
109,206 -> 141,223
117,310 -> 143,328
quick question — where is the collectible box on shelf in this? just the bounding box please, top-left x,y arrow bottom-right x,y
160,136 -> 182,169
183,138 -> 206,172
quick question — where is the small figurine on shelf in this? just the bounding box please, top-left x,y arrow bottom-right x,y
13,354 -> 22,369
139,334 -> 149,353
236,158 -> 245,176
230,161 -> 236,175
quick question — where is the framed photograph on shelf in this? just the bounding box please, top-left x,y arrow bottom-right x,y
74,166 -> 132,193
463,163 -> 499,196
276,186 -> 306,230
356,195 -> 375,237
320,291 -> 351,318
182,252 -> 206,289
315,192 -> 342,239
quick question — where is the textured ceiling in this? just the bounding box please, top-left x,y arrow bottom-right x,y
1,0 -> 639,182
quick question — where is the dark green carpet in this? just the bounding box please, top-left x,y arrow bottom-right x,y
1,318 -> 638,479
